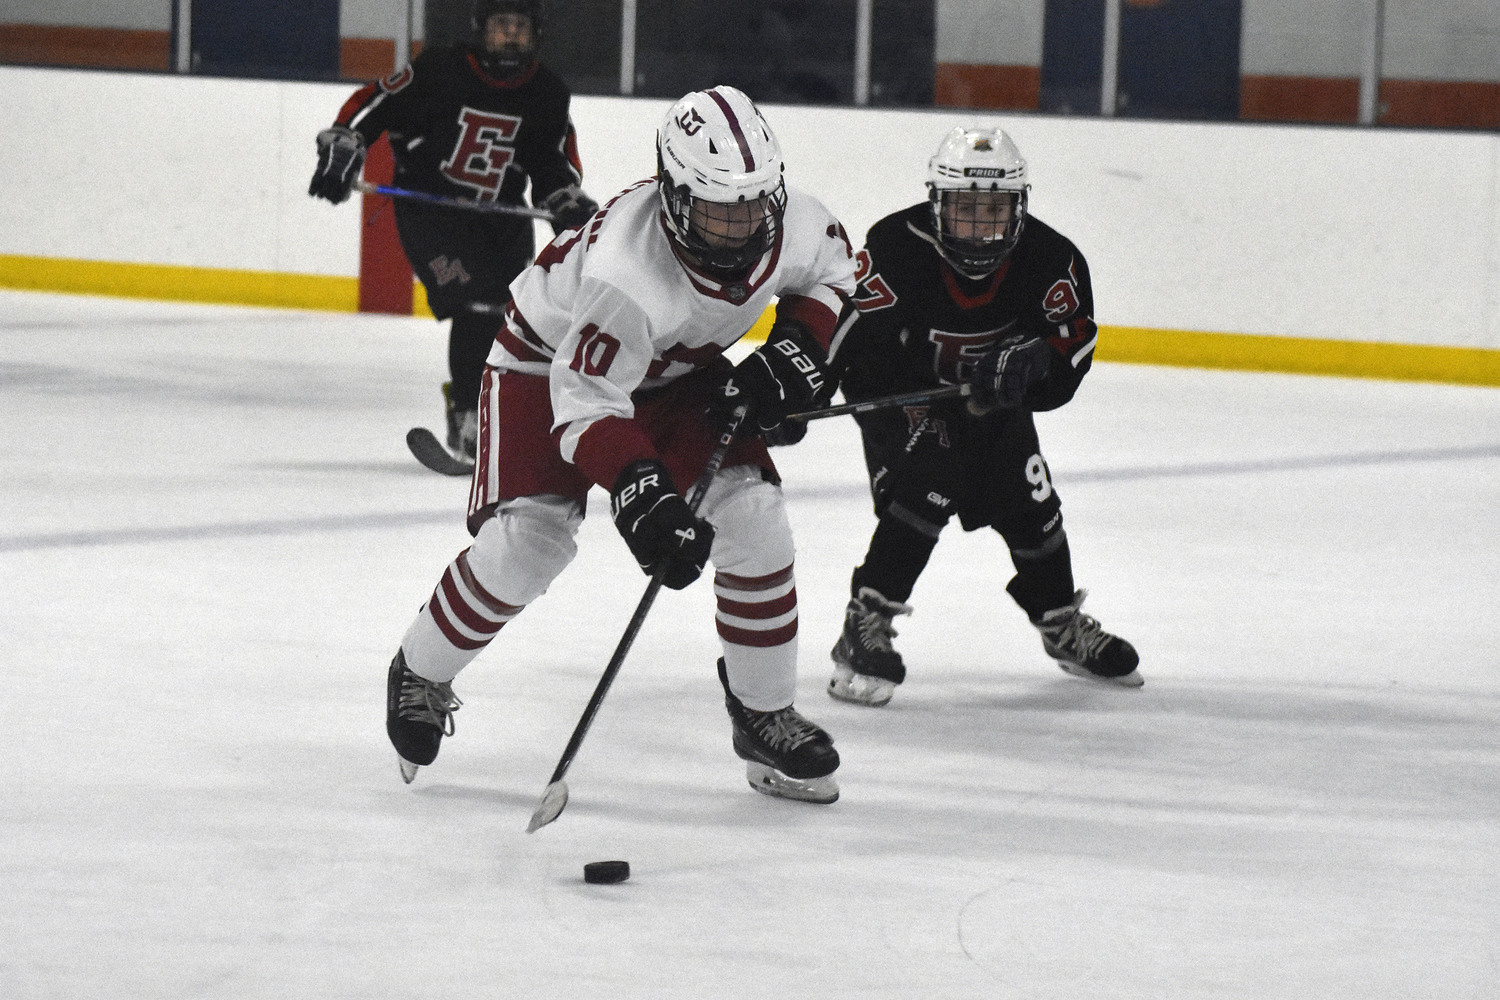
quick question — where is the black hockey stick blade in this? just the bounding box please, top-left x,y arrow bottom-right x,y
527,780 -> 569,832
356,181 -> 554,221
406,427 -> 475,477
783,383 -> 970,423
525,404 -> 749,833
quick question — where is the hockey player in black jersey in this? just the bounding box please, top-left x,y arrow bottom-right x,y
307,0 -> 598,463
821,125 -> 1141,706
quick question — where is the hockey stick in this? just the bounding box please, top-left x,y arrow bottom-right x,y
527,403 -> 751,833
783,383 -> 970,423
355,181 -> 555,221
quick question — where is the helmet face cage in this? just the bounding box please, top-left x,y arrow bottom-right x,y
926,126 -> 1029,278
656,86 -> 787,280
471,0 -> 539,75
931,188 -> 1028,279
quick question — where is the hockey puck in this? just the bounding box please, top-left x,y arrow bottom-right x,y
583,860 -> 630,884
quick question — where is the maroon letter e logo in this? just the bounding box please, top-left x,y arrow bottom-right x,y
441,108 -> 522,201
675,108 -> 706,136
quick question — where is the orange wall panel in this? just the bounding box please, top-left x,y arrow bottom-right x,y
0,24 -> 168,71
934,63 -> 1040,111
339,37 -> 394,82
1379,79 -> 1500,129
1240,75 -> 1360,124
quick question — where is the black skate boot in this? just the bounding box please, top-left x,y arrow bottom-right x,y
442,381 -> 478,460
1033,590 -> 1143,688
386,648 -> 463,783
718,659 -> 839,804
828,587 -> 913,707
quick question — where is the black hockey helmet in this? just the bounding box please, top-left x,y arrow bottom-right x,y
470,0 -> 541,77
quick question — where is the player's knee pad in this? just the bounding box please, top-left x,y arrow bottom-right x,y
883,488 -> 955,540
697,465 -> 795,576
464,495 -> 582,606
997,508 -> 1066,560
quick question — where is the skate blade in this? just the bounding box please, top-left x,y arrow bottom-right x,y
745,762 -> 839,804
398,757 -> 421,784
826,665 -> 895,707
1057,661 -> 1144,688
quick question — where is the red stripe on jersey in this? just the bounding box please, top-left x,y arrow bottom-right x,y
773,295 -> 839,350
564,123 -> 583,179
504,303 -> 556,357
496,324 -> 551,364
717,619 -> 798,648
572,415 -> 659,490
717,588 -> 797,620
335,82 -> 380,128
941,262 -> 1008,309
715,565 -> 794,591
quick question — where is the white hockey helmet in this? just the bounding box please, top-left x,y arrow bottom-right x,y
656,85 -> 787,279
927,126 -> 1029,278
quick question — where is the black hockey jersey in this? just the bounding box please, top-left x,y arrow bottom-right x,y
334,47 -> 584,210
831,203 -> 1098,413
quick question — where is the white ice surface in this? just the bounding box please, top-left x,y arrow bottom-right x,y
2,291 -> 1497,998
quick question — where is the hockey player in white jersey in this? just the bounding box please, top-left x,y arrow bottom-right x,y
384,85 -> 859,805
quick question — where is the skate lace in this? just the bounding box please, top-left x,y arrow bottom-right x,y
399,675 -> 462,736
853,596 -> 912,654
1043,593 -> 1112,660
749,707 -> 821,753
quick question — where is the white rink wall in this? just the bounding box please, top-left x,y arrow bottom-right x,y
2,65 -> 1498,350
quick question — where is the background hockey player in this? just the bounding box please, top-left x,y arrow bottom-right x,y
307,0 -> 598,464
382,85 -> 858,805
821,125 -> 1141,708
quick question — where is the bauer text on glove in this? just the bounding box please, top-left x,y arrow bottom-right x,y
610,459 -> 715,590
716,320 -> 831,433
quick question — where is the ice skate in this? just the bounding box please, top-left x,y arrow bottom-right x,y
1033,590 -> 1142,688
386,648 -> 463,783
442,381 -> 478,460
718,660 -> 839,804
828,587 -> 913,707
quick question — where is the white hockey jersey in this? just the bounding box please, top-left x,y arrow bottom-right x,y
489,179 -> 857,468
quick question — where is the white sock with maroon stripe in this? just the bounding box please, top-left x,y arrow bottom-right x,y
714,563 -> 799,710
699,469 -> 801,711
402,548 -> 523,683
400,496 -> 582,684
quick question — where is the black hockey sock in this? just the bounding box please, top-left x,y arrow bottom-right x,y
448,312 -> 503,411
850,515 -> 940,604
1004,534 -> 1075,621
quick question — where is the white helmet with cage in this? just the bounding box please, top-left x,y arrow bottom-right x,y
927,126 -> 1029,278
656,85 -> 788,280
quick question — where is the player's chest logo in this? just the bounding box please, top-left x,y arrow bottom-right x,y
927,321 -> 1016,384
440,108 -> 522,201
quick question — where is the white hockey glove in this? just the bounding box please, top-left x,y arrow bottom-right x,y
309,126 -> 366,204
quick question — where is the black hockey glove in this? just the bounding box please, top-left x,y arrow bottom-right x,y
966,334 -> 1052,414
717,320 -> 832,434
762,419 -> 809,447
543,185 -> 600,234
610,459 -> 716,590
308,127 -> 366,205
